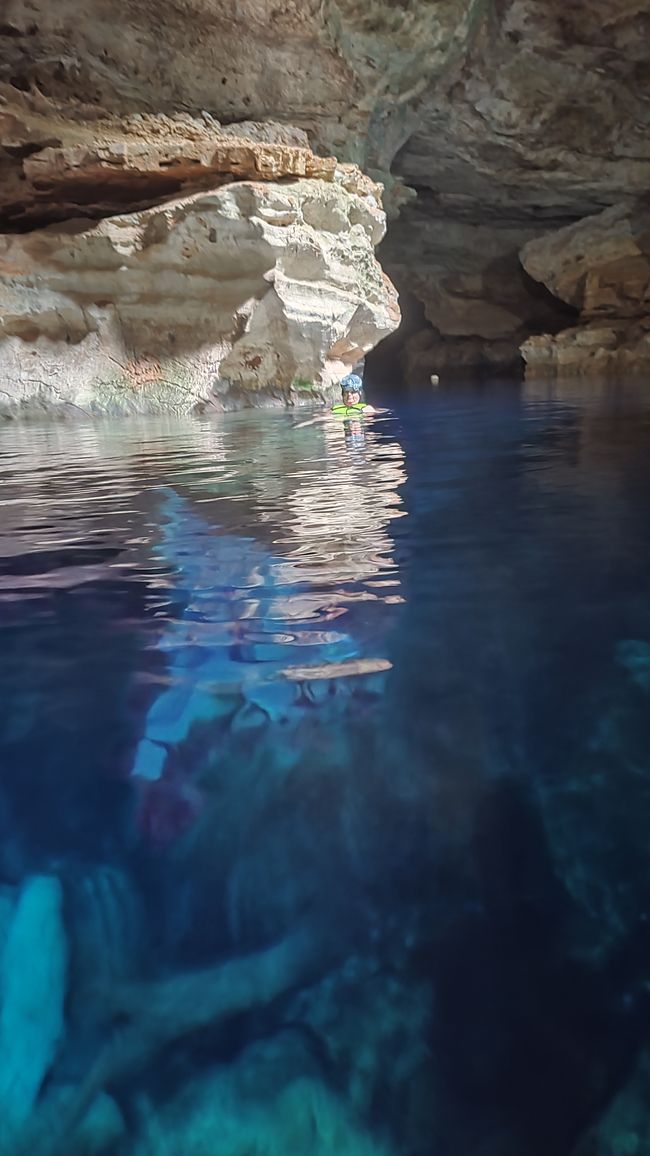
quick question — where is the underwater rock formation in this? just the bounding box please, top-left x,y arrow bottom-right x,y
521,205 -> 650,377
573,1047 -> 650,1156
0,863 -> 348,1156
0,876 -> 67,1132
130,1033 -> 391,1156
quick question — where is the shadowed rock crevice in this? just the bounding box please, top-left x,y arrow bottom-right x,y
521,202 -> 650,376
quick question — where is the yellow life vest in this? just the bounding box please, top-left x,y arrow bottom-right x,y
331,403 -> 367,416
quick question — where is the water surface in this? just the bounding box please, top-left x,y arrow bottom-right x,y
1,381 -> 650,1156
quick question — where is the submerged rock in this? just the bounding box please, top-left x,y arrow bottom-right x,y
288,960 -> 435,1149
45,1088 -> 126,1156
59,863 -> 145,1080
572,1047 -> 650,1156
0,875 -> 67,1129
131,1033 -> 391,1156
0,886 -> 16,963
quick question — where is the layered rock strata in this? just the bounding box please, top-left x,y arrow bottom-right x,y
520,204 -> 650,377
0,95 -> 398,415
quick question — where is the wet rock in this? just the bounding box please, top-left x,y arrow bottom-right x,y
616,640 -> 650,694
0,875 -> 67,1129
533,638 -> 650,963
47,1089 -> 125,1156
131,1032 -> 391,1156
572,1047 -> 650,1156
288,958 -> 435,1148
0,885 -> 16,961
58,864 -> 145,1079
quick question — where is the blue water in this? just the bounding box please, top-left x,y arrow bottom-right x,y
1,380 -> 650,1156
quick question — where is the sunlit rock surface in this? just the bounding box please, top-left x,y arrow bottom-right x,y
521,205 -> 650,376
0,156 -> 398,415
3,0 -> 650,376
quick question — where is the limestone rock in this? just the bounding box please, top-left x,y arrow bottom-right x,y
3,0 -> 650,374
521,321 -> 650,377
521,205 -> 650,315
0,88 -> 338,231
520,205 -> 650,375
0,1 -> 479,187
0,176 -> 399,415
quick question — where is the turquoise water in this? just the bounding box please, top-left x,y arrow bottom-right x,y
1,381 -> 650,1155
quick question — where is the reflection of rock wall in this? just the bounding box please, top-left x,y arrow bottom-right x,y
267,420 -> 407,586
521,205 -> 650,376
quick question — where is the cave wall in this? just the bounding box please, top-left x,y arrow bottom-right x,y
2,0 -> 650,391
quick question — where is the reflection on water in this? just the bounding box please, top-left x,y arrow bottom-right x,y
1,387 -> 650,1156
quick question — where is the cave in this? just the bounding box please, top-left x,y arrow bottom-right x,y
1,0 -> 649,405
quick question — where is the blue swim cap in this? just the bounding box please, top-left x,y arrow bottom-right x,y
341,373 -> 363,394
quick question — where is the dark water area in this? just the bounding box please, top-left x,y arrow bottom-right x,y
1,379 -> 650,1156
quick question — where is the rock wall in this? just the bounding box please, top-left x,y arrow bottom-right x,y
0,96 -> 398,415
520,204 -> 650,376
2,0 -> 650,392
382,0 -> 650,378
380,207 -> 578,378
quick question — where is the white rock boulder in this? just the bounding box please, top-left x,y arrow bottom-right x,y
0,173 -> 399,415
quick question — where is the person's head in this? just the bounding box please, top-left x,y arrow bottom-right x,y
341,373 -> 363,406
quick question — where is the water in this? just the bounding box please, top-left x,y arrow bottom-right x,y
1,380 -> 650,1156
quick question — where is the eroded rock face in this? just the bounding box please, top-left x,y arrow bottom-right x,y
380,208 -> 577,378
382,0 -> 650,377
0,170 -> 398,415
0,0 -> 483,191
521,205 -> 650,376
2,0 -> 650,380
0,85 -> 336,231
